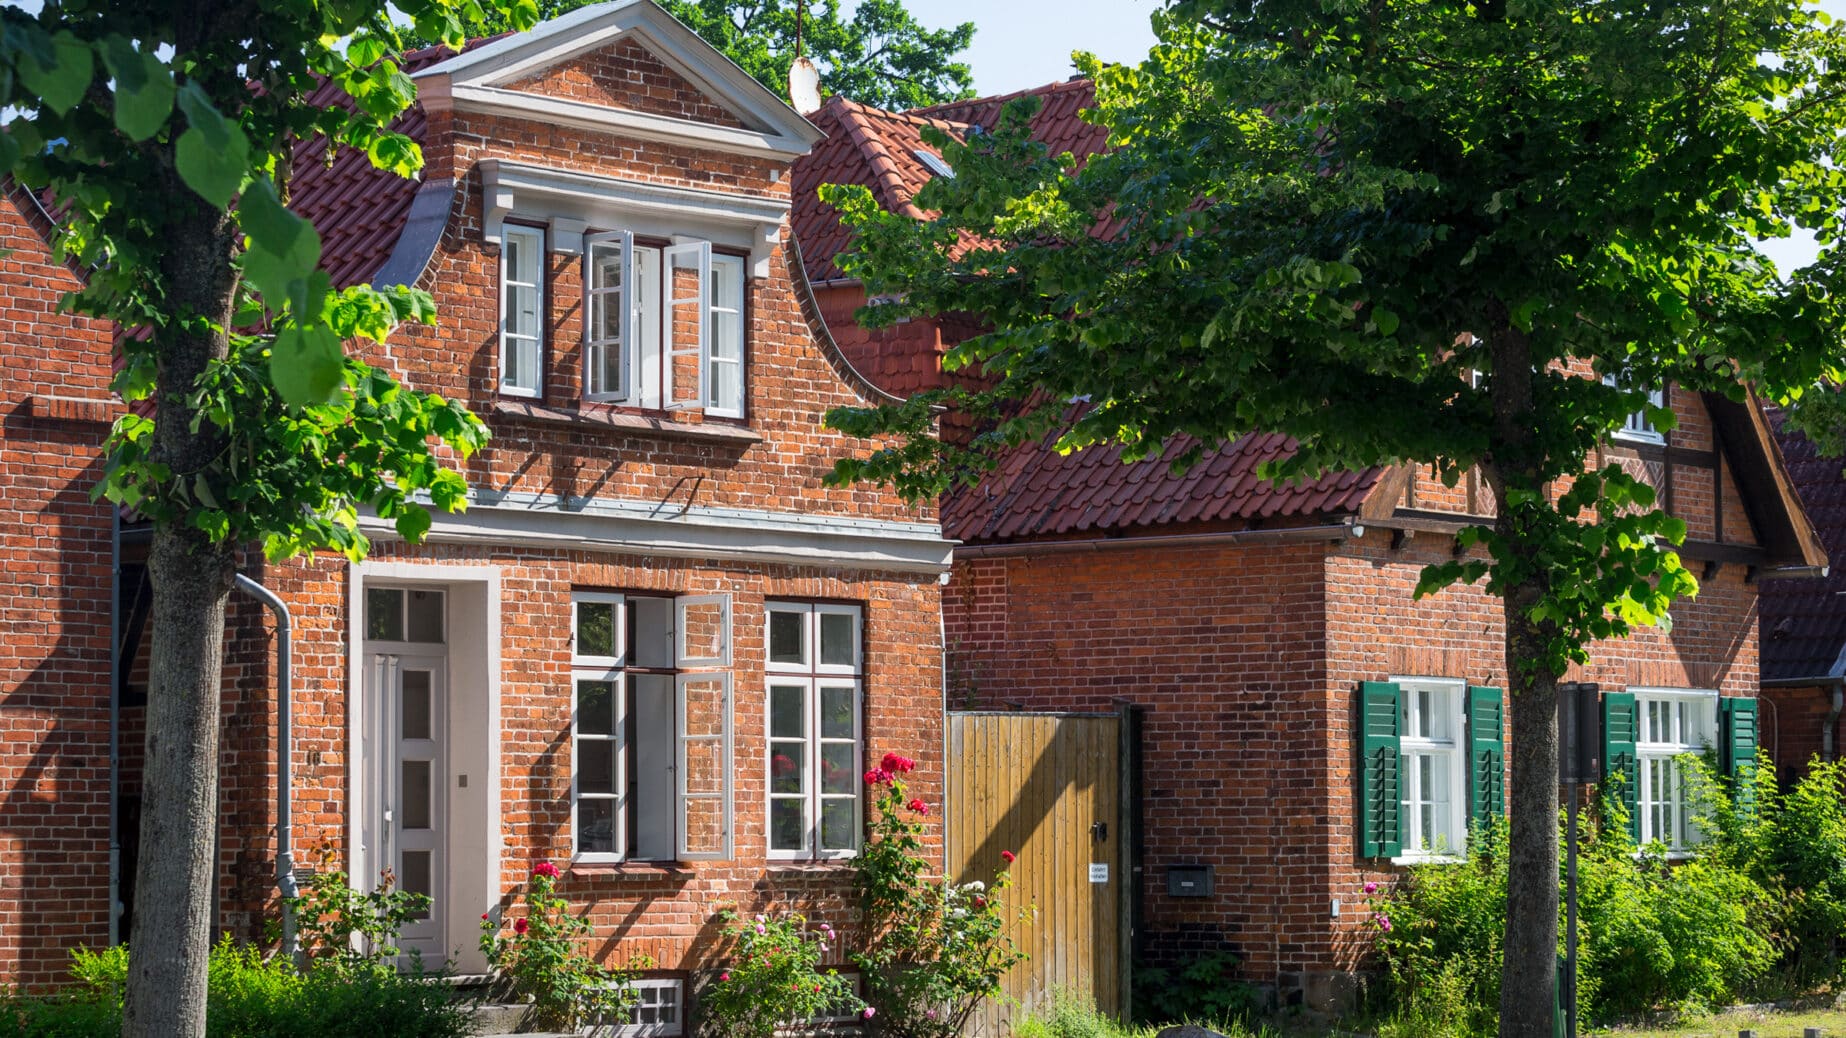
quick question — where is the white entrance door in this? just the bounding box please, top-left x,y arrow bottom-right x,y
373,651 -> 447,962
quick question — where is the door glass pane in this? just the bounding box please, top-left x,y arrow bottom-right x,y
407,590 -> 444,643
578,799 -> 616,855
579,739 -> 616,796
821,742 -> 855,795
366,588 -> 403,641
770,798 -> 806,852
770,684 -> 806,739
770,742 -> 805,794
400,850 -> 432,921
769,610 -> 805,665
820,686 -> 854,738
401,671 -> 432,741
819,613 -> 855,667
402,760 -> 432,831
820,798 -> 856,851
578,680 -> 615,736
577,601 -> 615,659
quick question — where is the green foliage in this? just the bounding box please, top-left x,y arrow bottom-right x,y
479,862 -> 649,1031
0,939 -> 468,1038
851,752 -> 1027,1038
1015,993 -> 1280,1038
1129,951 -> 1263,1026
284,843 -> 434,973
98,337 -> 487,562
405,0 -> 975,111
700,911 -> 863,1038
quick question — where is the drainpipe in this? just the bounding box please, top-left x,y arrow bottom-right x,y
108,513 -> 122,946
1824,679 -> 1844,763
233,573 -> 299,961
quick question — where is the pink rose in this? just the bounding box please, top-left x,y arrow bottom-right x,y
720,972 -> 730,982
532,861 -> 561,880
1364,882 -> 1378,895
862,1007 -> 877,1020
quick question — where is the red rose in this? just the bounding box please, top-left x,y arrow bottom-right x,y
973,896 -> 987,909
481,912 -> 490,920
1000,850 -> 1016,864
532,861 -> 561,879
908,798 -> 929,816
514,917 -> 529,935
773,754 -> 795,774
880,752 -> 916,774
864,768 -> 890,786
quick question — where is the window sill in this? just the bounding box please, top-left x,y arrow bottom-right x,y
1610,430 -> 1667,448
765,861 -> 858,873
493,400 -> 762,446
568,861 -> 695,876
1391,853 -> 1465,867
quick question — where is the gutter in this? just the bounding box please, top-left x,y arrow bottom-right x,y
108,514 -> 122,946
1827,680 -> 1844,762
233,573 -> 299,961
951,520 -> 1361,559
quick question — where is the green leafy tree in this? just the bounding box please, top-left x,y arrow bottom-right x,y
0,1 -> 534,1035
818,0 -> 1846,1031
414,0 -> 975,111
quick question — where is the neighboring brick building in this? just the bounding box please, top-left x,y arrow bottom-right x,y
1760,414 -> 1846,783
791,81 -> 1829,1007
0,0 -> 952,1014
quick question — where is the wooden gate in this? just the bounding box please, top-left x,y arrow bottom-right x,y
946,711 -> 1132,1035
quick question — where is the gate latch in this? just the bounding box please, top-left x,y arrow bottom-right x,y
1090,821 -> 1107,843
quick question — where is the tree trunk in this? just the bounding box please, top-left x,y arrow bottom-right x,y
120,155 -> 241,1038
121,528 -> 234,1038
1499,587 -> 1560,1036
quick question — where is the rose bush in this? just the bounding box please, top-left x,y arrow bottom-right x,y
479,862 -> 650,1031
700,911 -> 863,1038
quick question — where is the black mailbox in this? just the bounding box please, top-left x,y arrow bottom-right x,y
1166,864 -> 1213,898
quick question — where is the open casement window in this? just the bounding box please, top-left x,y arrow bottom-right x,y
570,592 -> 733,863
1358,679 -> 1498,861
583,231 -> 634,402
705,254 -> 746,417
663,241 -> 710,411
499,225 -> 545,398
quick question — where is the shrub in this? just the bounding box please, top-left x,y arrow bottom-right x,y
1747,757 -> 1846,986
480,860 -> 648,1031
284,841 -> 433,973
1365,819 -> 1508,1035
700,911 -> 863,1038
1129,951 -> 1263,1025
852,751 -> 1027,1038
0,938 -> 467,1038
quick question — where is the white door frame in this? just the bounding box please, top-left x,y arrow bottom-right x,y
347,561 -> 502,973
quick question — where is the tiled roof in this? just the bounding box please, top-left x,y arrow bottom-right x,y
941,411 -> 1380,544
1762,411 -> 1846,682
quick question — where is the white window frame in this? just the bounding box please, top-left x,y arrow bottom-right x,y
1604,373 -> 1667,445
583,231 -> 634,403
663,240 -> 711,411
499,224 -> 545,399
1633,687 -> 1718,852
1391,676 -> 1467,864
675,671 -> 734,862
572,592 -> 627,864
705,253 -> 746,418
766,603 -> 865,861
611,977 -> 684,1038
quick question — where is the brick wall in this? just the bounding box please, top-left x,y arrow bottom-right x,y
1761,684 -> 1842,786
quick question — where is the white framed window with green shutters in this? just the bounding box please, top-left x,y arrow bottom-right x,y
580,232 -> 748,417
766,602 -> 863,860
1633,688 -> 1717,852
1359,679 -> 1504,862
499,224 -> 545,398
569,591 -> 734,864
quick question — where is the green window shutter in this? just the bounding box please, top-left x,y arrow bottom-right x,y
1467,686 -> 1506,828
1360,681 -> 1403,858
1602,691 -> 1640,842
1720,697 -> 1759,818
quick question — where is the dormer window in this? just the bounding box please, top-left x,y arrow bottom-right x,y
579,234 -> 747,417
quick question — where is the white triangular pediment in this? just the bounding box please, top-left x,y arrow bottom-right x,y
415,0 -> 821,160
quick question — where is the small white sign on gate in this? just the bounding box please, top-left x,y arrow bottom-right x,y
1088,862 -> 1109,883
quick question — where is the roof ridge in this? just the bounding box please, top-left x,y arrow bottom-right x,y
821,96 -> 927,221
908,77 -> 1094,120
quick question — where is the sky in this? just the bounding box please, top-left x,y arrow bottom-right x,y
898,0 -> 1162,97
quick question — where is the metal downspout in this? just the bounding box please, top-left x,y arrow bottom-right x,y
108,514 -> 121,946
1825,679 -> 1845,762
233,573 -> 298,960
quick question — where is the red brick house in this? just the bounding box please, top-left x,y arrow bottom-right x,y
790,81 -> 1829,1007
0,1 -> 953,1014
1760,416 -> 1846,781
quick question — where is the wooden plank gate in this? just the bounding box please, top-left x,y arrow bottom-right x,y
945,709 -> 1135,1036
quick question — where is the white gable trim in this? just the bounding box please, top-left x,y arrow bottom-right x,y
415,0 -> 821,159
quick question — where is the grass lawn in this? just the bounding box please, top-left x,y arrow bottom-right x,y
1586,1006 -> 1846,1037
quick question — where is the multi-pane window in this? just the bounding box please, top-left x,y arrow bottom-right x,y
1636,689 -> 1716,851
766,603 -> 863,860
613,978 -> 683,1037
1603,373 -> 1666,444
580,232 -> 748,416
571,592 -> 734,863
499,225 -> 545,397
1397,677 -> 1466,858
